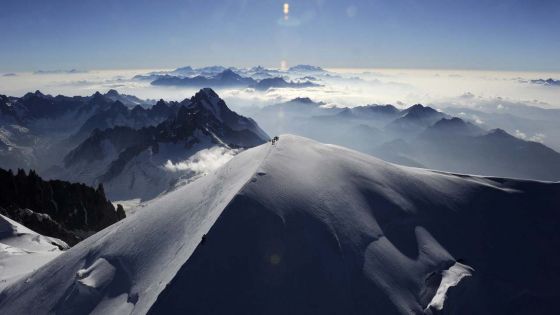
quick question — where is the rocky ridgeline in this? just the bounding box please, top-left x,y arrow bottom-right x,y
0,168 -> 125,245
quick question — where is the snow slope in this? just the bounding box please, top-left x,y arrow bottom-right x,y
0,135 -> 558,315
0,215 -> 68,291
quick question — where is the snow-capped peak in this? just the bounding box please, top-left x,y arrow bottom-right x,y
189,88 -> 226,121
2,135 -> 558,314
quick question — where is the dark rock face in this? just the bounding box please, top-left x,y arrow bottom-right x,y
0,168 -> 125,245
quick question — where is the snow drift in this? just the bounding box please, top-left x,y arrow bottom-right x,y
0,135 -> 558,315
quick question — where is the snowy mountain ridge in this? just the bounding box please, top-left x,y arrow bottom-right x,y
1,135 -> 558,314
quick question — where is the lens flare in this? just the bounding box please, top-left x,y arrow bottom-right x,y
280,60 -> 288,70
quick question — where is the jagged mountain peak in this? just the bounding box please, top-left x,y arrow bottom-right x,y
486,128 -> 514,138
194,87 -> 220,99
291,97 -> 314,103
432,117 -> 478,130
403,104 -> 439,117
386,104 -> 447,135
215,68 -> 240,78
154,98 -> 167,107
189,88 -> 228,121
422,117 -> 485,137
104,89 -> 120,97
22,90 -> 50,100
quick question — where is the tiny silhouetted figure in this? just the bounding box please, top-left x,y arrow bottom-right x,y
271,136 -> 279,145
201,234 -> 207,245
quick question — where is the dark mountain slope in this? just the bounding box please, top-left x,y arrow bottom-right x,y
0,168 -> 124,245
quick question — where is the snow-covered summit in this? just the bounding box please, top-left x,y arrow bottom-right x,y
1,135 -> 558,314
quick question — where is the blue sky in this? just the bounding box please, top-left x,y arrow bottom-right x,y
1,0 -> 559,72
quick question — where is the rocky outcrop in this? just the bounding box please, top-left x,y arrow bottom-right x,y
0,168 -> 125,245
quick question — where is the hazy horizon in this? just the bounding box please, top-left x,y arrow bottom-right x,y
2,66 -> 560,109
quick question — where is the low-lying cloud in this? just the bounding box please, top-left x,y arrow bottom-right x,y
164,147 -> 238,175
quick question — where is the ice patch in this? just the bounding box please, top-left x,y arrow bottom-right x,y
426,262 -> 473,311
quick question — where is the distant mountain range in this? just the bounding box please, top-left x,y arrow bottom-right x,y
248,98 -> 560,181
530,78 -> 560,86
288,64 -> 326,72
254,77 -> 319,91
151,69 -> 256,88
150,69 -> 319,90
3,86 -> 560,204
0,90 -> 179,172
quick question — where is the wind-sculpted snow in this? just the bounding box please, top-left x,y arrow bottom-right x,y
1,135 -> 559,315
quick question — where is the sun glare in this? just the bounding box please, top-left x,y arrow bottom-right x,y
283,3 -> 289,20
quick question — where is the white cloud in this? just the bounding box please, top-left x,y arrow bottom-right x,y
514,130 -> 527,139
164,147 -> 238,175
513,131 -> 545,143
529,133 -> 546,143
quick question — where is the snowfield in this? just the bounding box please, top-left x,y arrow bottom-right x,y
0,215 -> 68,291
0,135 -> 558,315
